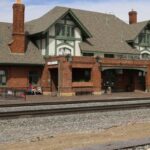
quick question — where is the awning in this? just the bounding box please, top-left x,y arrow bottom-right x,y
101,66 -> 147,72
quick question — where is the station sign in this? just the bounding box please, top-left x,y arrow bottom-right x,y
47,61 -> 58,65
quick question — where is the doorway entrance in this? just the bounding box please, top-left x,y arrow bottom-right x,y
50,68 -> 58,96
102,69 -> 145,92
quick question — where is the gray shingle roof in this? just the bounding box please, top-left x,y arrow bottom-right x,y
26,7 -> 68,35
71,8 -> 139,54
0,22 -> 45,65
1,6 -> 149,64
126,21 -> 149,41
26,6 -> 143,55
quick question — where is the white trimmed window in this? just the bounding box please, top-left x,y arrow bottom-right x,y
142,53 -> 150,59
58,47 -> 71,56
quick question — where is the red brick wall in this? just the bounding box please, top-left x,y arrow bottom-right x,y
146,65 -> 150,92
129,10 -> 137,24
60,62 -> 72,93
0,66 -> 42,89
9,3 -> 25,53
46,56 -> 101,95
0,57 -> 149,95
92,63 -> 101,92
8,67 -> 28,88
45,57 -> 150,94
41,65 -> 50,92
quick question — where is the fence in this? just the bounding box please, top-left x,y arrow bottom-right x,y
0,88 -> 26,100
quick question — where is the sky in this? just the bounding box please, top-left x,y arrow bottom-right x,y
0,0 -> 150,23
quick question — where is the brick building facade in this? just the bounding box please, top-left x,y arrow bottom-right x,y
0,0 -> 150,96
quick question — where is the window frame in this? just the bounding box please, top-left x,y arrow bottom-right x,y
142,53 -> 150,60
82,53 -> 94,56
139,31 -> 150,46
72,68 -> 91,82
0,70 -> 7,86
55,23 -> 75,38
104,54 -> 114,58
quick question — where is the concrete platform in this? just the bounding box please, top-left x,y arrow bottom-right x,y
1,92 -> 150,106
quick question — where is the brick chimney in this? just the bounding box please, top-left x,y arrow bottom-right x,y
129,10 -> 137,24
9,0 -> 25,53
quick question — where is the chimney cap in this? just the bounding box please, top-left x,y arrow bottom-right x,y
16,0 -> 22,4
129,9 -> 137,14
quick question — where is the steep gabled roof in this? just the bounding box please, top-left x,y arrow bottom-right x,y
126,21 -> 149,41
26,7 -> 68,35
26,6 -> 141,55
0,22 -> 44,65
26,7 -> 92,38
1,6 -> 149,63
71,8 -> 139,54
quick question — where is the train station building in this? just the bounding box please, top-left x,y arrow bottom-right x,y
0,0 -> 150,96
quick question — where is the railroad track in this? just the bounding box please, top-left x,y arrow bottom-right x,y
1,97 -> 150,108
1,101 -> 150,119
70,138 -> 150,150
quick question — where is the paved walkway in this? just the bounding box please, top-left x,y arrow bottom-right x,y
1,92 -> 150,106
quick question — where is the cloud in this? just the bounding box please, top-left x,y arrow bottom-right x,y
0,0 -> 150,23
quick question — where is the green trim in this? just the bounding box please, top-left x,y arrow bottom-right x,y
0,63 -> 44,66
55,39 -> 57,55
56,36 -> 82,41
0,70 -> 7,86
48,35 -> 82,41
132,21 -> 150,41
138,31 -> 150,47
57,42 -> 74,48
55,39 -> 76,55
52,36 -> 82,41
73,41 -> 75,55
40,38 -> 42,53
49,35 -> 55,38
56,36 -> 75,40
46,31 -> 49,56
55,21 -> 75,38
81,50 -> 140,56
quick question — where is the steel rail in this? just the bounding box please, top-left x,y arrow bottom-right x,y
1,102 -> 150,119
71,138 -> 150,150
1,97 -> 150,108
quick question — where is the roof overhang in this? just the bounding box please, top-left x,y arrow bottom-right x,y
30,9 -> 92,38
128,20 -> 150,42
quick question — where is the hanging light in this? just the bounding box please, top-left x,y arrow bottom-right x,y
138,71 -> 142,77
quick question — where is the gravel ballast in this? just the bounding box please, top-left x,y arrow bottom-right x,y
1,108 -> 150,143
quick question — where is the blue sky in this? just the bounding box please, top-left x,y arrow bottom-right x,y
0,0 -> 150,23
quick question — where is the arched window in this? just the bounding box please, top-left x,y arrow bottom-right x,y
0,70 -> 6,85
142,53 -> 150,59
58,47 -> 71,56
